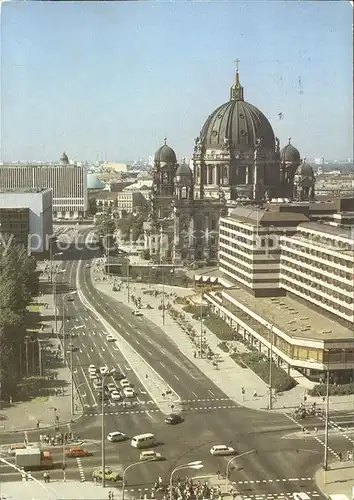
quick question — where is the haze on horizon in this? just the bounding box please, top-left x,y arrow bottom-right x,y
1,1 -> 352,163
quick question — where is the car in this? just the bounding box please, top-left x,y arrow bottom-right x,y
107,431 -> 126,442
139,450 -> 163,461
89,371 -> 98,380
106,334 -> 116,342
113,372 -> 125,381
85,264 -> 91,268
122,387 -> 135,398
110,390 -> 122,401
93,379 -> 102,390
100,366 -> 109,375
132,310 -> 143,316
164,413 -> 183,425
66,296 -> 74,302
293,495 -> 311,500
107,383 -> 117,392
65,447 -> 91,458
88,365 -> 97,373
210,445 -> 236,456
120,379 -> 131,388
92,467 -> 122,482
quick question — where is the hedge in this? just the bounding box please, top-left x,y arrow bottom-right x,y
240,352 -> 297,393
308,383 -> 354,397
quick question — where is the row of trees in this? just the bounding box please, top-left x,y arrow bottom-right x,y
0,243 -> 38,399
94,211 -> 148,244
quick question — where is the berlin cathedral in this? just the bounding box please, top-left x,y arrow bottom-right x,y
144,67 -> 315,265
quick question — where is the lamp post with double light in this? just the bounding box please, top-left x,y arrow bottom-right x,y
225,449 -> 256,492
122,459 -> 155,500
61,291 -> 78,360
169,461 -> 203,500
101,368 -> 115,488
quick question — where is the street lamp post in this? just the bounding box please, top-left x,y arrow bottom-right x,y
323,368 -> 330,478
162,268 -> 165,326
199,291 -> 204,358
61,291 -> 78,361
267,324 -> 275,410
126,257 -> 130,303
52,255 -> 63,333
225,449 -> 256,493
69,325 -> 84,416
37,339 -> 45,377
122,459 -> 155,500
24,335 -> 30,377
50,247 -> 62,285
101,368 -> 115,489
169,462 -> 203,500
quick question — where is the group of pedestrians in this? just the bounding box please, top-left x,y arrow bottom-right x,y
137,477 -> 224,500
39,431 -> 75,446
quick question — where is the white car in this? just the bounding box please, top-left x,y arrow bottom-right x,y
210,445 -> 235,456
100,366 -> 109,375
132,310 -> 143,316
106,334 -> 116,342
120,379 -> 131,388
107,431 -> 126,442
107,383 -> 117,392
123,387 -> 135,398
89,364 -> 96,372
110,390 -> 122,401
139,450 -> 162,461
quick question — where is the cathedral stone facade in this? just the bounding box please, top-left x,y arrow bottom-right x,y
144,68 -> 315,265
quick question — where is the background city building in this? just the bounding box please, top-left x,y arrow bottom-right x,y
0,153 -> 87,220
0,188 -> 53,253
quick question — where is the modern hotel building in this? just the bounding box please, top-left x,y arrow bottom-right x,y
204,200 -> 354,382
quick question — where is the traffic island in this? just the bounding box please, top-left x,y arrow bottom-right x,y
315,459 -> 354,499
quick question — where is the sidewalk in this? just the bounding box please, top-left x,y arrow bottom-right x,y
315,460 -> 354,499
0,265 -> 81,433
0,479 -> 114,500
91,261 -> 354,413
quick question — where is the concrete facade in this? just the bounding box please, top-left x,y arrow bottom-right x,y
0,188 -> 53,253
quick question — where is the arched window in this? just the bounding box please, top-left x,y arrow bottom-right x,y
181,186 -> 187,199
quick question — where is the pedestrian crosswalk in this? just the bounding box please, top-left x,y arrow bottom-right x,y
76,457 -> 86,482
240,492 -> 320,500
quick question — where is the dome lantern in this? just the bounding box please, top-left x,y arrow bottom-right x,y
154,138 -> 177,164
230,59 -> 244,102
280,138 -> 301,164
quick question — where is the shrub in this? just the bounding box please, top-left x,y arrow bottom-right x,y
308,383 -> 354,397
240,352 -> 297,393
204,315 -> 234,341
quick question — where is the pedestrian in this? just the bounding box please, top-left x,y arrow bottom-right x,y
339,452 -> 342,461
36,420 -> 40,429
217,469 -> 220,480
314,427 -> 318,435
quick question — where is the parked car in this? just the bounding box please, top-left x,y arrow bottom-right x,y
110,390 -> 122,402
107,383 -> 117,393
106,334 -> 116,342
113,372 -> 125,381
132,310 -> 143,316
120,379 -> 131,388
122,387 -> 135,398
164,413 -> 183,425
210,445 -> 235,456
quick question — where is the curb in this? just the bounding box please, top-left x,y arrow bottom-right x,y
0,413 -> 84,435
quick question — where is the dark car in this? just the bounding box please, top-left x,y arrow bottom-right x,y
113,372 -> 125,381
164,413 -> 183,425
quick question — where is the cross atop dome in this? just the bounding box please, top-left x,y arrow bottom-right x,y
230,59 -> 244,102
164,137 -> 167,145
288,137 -> 292,144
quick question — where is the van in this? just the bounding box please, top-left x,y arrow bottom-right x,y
131,433 -> 156,449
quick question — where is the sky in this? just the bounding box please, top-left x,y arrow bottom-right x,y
1,1 -> 353,163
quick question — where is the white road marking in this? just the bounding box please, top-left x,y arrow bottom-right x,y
192,391 -> 198,397
145,411 -> 152,419
174,375 -> 180,380
145,338 -> 153,344
135,340 -> 140,345
160,362 -> 166,368
147,350 -> 152,355
208,390 -> 215,396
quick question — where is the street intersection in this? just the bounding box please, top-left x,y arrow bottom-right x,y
1,233 -> 353,500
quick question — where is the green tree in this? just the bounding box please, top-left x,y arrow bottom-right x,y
88,197 -> 97,216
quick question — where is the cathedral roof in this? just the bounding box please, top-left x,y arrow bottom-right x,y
60,152 -> 69,164
175,162 -> 192,176
154,138 -> 177,164
199,69 -> 275,152
295,160 -> 315,178
280,138 -> 301,163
